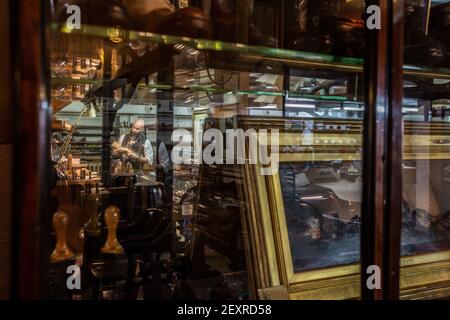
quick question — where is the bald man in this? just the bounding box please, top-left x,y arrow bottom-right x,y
114,119 -> 154,172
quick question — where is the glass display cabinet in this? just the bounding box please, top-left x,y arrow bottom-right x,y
236,117 -> 450,299
399,0 -> 450,300
234,117 -> 363,299
9,0 -> 450,300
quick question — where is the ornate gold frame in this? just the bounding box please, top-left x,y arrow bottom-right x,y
238,117 -> 450,300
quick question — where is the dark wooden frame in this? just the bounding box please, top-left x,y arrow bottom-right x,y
361,0 -> 404,300
0,0 -> 13,300
11,0 -> 51,299
10,0 -> 408,300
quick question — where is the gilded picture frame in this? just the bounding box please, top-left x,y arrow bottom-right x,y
238,116 -> 450,300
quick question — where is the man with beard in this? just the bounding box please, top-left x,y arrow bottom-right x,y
113,118 -> 154,175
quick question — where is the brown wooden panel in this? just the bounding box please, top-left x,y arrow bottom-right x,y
0,0 -> 12,300
384,0 -> 405,299
0,145 -> 12,299
0,1 -> 12,144
361,0 -> 404,300
12,0 -> 51,299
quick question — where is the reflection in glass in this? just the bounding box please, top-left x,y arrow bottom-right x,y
279,161 -> 362,272
401,158 -> 450,255
400,0 -> 450,259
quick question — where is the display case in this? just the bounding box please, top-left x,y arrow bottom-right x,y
236,116 -> 450,299
47,0 -> 306,300
399,0 -> 450,300
9,0 -> 450,300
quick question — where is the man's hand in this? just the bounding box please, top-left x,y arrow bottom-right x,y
139,157 -> 151,165
112,142 -> 128,157
126,150 -> 140,160
112,142 -> 151,165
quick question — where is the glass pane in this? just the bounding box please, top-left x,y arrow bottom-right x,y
46,0 -> 367,300
279,158 -> 362,272
401,0 -> 450,255
400,0 -> 450,299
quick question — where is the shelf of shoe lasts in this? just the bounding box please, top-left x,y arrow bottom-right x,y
51,23 -> 450,80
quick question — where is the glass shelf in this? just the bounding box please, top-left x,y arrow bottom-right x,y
51,23 -> 450,79
50,23 -> 450,127
51,77 -> 352,102
51,23 -> 362,67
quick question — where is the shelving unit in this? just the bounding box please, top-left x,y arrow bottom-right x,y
51,22 -> 450,124
50,23 -> 450,78
45,5 -> 450,300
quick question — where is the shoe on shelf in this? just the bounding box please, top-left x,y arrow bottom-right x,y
156,7 -> 213,39
123,0 -> 212,39
55,0 -> 131,29
284,0 -> 365,56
